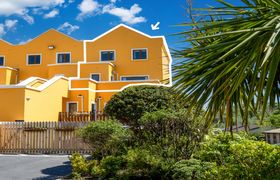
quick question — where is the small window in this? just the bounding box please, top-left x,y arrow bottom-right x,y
132,49 -> 147,60
28,54 -> 41,65
91,74 -> 100,81
121,76 -> 148,81
0,56 -> 4,66
57,53 -> 70,63
68,102 -> 78,113
101,51 -> 115,61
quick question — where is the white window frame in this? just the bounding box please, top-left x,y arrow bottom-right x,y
131,48 -> 148,60
120,75 -> 149,81
90,73 -> 101,81
99,50 -> 116,62
26,54 -> 42,66
0,55 -> 5,66
66,101 -> 78,113
56,52 -> 71,64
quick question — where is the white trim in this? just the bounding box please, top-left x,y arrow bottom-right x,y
20,29 -> 81,46
56,52 -> 71,64
66,101 -> 78,113
0,66 -> 18,71
79,61 -> 115,66
48,63 -> 77,66
37,76 -> 67,91
161,37 -> 173,87
26,54 -> 42,66
84,24 -> 157,43
83,24 -> 172,86
99,50 -> 116,62
90,73 -> 101,81
131,48 -> 148,61
16,77 -> 47,86
69,83 -> 171,93
0,55 -> 5,66
120,75 -> 149,81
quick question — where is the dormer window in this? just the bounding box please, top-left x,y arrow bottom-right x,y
132,48 -> 148,60
100,50 -> 115,61
57,53 -> 71,63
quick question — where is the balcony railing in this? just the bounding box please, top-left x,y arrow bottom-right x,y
58,112 -> 108,122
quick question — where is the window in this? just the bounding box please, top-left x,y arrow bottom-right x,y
0,56 -> 4,66
132,49 -> 147,60
57,53 -> 70,63
27,54 -> 41,65
121,76 -> 148,81
100,51 -> 115,61
67,102 -> 78,113
91,74 -> 100,81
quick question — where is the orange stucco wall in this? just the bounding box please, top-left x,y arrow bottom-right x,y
0,30 -> 83,81
86,26 -> 168,81
0,25 -> 171,121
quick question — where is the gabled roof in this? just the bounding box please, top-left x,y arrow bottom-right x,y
19,29 -> 81,45
84,24 -> 173,85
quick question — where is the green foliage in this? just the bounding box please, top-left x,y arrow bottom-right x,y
177,132 -> 280,179
269,109 -> 280,127
69,153 -> 97,178
138,109 -> 206,159
71,109 -> 206,179
104,86 -> 182,126
172,159 -> 217,180
78,120 -> 131,158
173,0 -> 280,130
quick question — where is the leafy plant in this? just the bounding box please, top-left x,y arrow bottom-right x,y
78,120 -> 131,158
174,0 -> 280,131
104,86 -> 183,126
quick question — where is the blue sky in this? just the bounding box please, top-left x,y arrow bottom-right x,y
0,0 -> 241,48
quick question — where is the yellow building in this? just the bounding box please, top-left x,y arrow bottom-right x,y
0,24 -> 172,122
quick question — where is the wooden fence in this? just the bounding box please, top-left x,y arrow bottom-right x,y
59,112 -> 109,122
0,121 -> 92,154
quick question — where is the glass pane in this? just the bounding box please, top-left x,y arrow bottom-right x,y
0,57 -> 4,66
133,49 -> 147,60
121,76 -> 148,81
28,55 -> 40,64
91,74 -> 100,81
57,53 -> 70,63
101,51 -> 114,61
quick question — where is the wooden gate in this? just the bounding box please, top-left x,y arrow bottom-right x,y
0,121 -> 92,154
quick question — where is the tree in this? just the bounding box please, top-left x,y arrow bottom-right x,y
104,85 -> 181,126
173,0 -> 280,131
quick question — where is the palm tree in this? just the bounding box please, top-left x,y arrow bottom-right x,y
173,0 -> 280,131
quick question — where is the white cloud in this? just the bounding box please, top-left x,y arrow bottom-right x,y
102,4 -> 146,25
44,9 -> 59,19
0,0 -> 65,24
57,22 -> 79,35
0,24 -> 5,37
77,0 -> 101,21
18,38 -> 33,45
76,0 -> 146,25
0,19 -> 19,38
5,20 -> 18,30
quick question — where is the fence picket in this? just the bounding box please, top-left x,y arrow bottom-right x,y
0,121 -> 92,154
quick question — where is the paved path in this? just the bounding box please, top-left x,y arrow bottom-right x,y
0,154 -> 72,180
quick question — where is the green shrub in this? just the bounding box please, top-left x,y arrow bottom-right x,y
69,153 -> 97,178
138,109 -> 206,159
104,86 -> 183,126
78,120 -> 131,158
269,109 -> 280,127
188,132 -> 280,179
